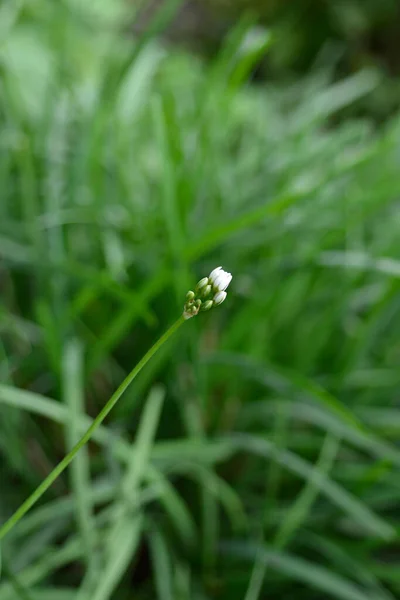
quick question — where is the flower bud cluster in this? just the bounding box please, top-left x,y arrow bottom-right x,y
183,266 -> 232,320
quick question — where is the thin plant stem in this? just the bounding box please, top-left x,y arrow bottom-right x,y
0,315 -> 185,541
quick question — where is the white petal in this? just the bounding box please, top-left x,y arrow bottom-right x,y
222,273 -> 232,290
215,272 -> 232,291
209,266 -> 222,285
213,273 -> 224,289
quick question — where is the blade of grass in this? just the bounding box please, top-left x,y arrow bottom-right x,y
183,464 -> 247,533
110,385 -> 166,540
243,533 -> 267,600
1,483 -> 173,595
244,434 -> 340,600
224,541 -> 379,600
264,400 -> 289,521
1,558 -> 35,600
206,351 -> 365,431
86,273 -> 167,374
89,386 -> 165,600
148,527 -> 174,600
62,338 -> 100,582
306,533 -> 394,600
278,401 -> 400,469
187,189 -> 309,260
0,537 -> 84,598
7,480 -> 115,542
274,433 -> 340,549
231,433 -> 395,540
152,95 -> 189,300
91,517 -> 143,600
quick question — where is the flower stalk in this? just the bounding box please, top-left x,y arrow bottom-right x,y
0,315 -> 185,541
0,266 -> 232,540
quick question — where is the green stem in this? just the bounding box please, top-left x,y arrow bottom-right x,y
0,315 -> 185,541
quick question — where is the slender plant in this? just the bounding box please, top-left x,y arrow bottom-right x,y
0,267 -> 232,540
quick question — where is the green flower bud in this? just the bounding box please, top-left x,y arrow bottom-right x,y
186,290 -> 195,302
195,299 -> 202,308
201,284 -> 212,298
195,277 -> 209,293
200,300 -> 213,312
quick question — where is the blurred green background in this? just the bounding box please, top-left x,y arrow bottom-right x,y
1,1 -> 400,598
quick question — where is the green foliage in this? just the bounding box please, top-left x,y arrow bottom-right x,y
1,1 -> 400,599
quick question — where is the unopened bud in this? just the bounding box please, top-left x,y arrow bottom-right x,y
213,291 -> 227,306
201,284 -> 212,298
195,277 -> 209,293
201,300 -> 213,312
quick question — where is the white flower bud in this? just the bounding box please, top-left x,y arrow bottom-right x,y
209,266 -> 222,281
213,291 -> 227,306
209,266 -> 232,292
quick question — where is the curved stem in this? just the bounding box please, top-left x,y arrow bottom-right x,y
0,315 -> 185,541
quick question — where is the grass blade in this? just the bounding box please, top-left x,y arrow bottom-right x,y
232,433 -> 395,540
224,541 -> 379,600
90,386 -> 165,600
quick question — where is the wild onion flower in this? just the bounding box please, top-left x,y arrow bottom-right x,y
183,266 -> 232,319
0,265 -> 232,541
